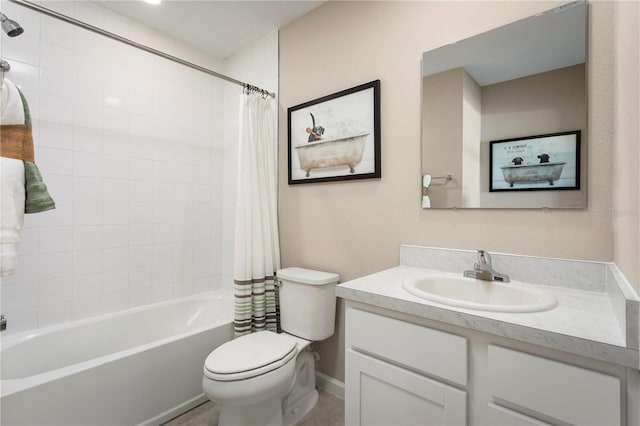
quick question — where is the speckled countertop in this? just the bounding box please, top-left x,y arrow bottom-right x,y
336,246 -> 640,369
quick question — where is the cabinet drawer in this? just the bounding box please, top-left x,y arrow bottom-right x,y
487,403 -> 551,426
488,345 -> 621,426
346,308 -> 467,386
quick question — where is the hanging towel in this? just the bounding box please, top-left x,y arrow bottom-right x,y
1,79 -> 55,213
16,83 -> 55,214
24,161 -> 55,213
1,78 -> 55,276
0,156 -> 25,277
1,78 -> 27,276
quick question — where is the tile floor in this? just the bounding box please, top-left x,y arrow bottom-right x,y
163,389 -> 344,426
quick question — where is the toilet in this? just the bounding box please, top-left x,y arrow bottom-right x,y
202,267 -> 339,426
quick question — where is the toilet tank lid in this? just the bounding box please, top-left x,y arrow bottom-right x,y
277,267 -> 339,285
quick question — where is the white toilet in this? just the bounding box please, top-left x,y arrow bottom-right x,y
202,267 -> 339,426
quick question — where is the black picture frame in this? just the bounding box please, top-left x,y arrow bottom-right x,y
489,130 -> 581,192
287,80 -> 381,184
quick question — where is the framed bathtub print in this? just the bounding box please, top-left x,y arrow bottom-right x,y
287,80 -> 381,184
489,130 -> 581,192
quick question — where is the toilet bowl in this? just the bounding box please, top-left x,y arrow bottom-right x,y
202,267 -> 339,426
203,331 -> 317,426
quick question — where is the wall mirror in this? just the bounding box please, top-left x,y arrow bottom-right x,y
421,1 -> 587,209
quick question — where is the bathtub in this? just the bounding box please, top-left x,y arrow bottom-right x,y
295,133 -> 368,177
500,162 -> 566,186
0,290 -> 233,426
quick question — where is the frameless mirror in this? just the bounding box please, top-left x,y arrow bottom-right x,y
421,1 -> 587,209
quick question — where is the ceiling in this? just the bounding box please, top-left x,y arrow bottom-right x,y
94,0 -> 325,59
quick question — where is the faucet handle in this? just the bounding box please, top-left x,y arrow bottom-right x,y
477,249 -> 491,264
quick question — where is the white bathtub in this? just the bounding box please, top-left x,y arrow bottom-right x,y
0,290 -> 233,426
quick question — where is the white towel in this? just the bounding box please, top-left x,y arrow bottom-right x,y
422,175 -> 432,208
1,158 -> 25,276
1,78 -> 27,277
423,174 -> 432,189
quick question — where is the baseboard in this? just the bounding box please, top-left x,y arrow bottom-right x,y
139,394 -> 208,426
315,371 -> 345,400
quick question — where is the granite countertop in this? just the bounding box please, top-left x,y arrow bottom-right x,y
337,264 -> 640,369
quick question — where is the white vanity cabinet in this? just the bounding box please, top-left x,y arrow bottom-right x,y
345,308 -> 468,425
344,304 -> 628,426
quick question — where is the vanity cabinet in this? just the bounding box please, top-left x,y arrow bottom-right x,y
345,308 -> 468,425
344,305 -> 626,426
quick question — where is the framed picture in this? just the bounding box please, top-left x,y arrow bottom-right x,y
489,130 -> 581,192
287,80 -> 381,184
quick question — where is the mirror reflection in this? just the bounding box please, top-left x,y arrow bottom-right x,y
421,1 -> 587,209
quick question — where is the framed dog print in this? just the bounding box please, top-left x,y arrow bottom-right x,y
489,130 -> 581,192
287,80 -> 381,184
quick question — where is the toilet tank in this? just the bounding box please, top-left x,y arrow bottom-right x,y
277,267 -> 339,341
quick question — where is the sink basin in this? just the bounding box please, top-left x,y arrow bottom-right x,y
402,274 -> 557,313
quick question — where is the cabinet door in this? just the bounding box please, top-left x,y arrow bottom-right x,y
346,349 -> 466,426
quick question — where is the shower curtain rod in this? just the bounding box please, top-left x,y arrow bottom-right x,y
8,0 -> 276,98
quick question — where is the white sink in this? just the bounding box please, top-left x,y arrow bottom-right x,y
402,274 -> 557,313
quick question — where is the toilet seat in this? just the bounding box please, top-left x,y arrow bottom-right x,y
204,331 -> 298,382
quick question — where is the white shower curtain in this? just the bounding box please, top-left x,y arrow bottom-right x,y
233,92 -> 281,337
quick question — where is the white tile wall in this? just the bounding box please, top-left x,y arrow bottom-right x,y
0,0 -> 226,334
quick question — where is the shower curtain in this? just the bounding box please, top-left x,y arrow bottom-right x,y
233,91 -> 281,337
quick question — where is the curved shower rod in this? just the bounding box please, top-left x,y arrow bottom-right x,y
8,0 -> 276,98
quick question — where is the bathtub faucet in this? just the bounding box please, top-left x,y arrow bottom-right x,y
463,250 -> 510,283
1,314 -> 6,331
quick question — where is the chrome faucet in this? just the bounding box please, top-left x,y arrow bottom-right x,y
463,250 -> 510,283
1,314 -> 6,331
